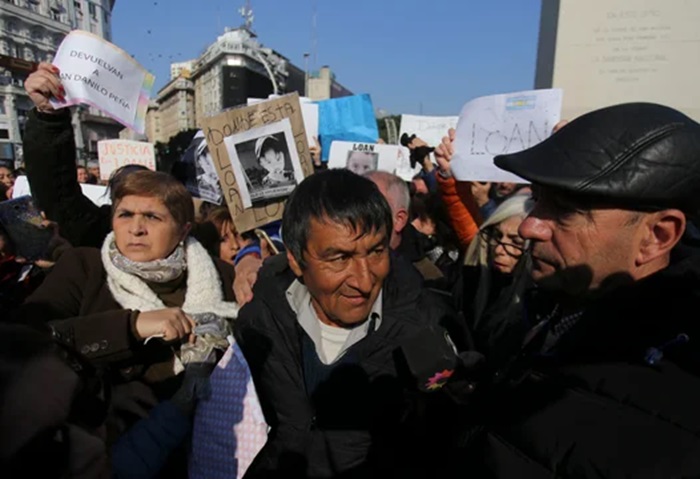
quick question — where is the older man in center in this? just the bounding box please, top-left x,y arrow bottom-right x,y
191,169 -> 465,478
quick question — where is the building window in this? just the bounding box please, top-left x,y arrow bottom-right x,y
74,1 -> 81,13
88,2 -> 96,19
89,140 -> 98,152
103,10 -> 109,24
0,98 -> 5,115
0,130 -> 9,140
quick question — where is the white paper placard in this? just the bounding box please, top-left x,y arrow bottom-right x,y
13,175 -> 110,207
399,114 -> 459,149
451,89 -> 563,183
50,30 -> 155,134
98,139 -> 155,180
328,141 -> 412,179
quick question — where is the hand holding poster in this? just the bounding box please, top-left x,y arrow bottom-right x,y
50,30 -> 155,134
202,93 -> 314,233
450,89 -> 562,183
328,141 -> 413,180
98,139 -> 155,180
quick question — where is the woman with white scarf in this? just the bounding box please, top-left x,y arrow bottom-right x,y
14,170 -> 238,451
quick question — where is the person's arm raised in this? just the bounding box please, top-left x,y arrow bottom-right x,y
23,63 -> 111,248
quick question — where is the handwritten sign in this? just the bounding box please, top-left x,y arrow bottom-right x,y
50,30 -> 155,134
12,175 -> 110,207
328,141 -> 412,179
202,93 -> 314,233
399,115 -> 459,149
97,139 -> 155,180
451,89 -> 563,183
248,96 -> 319,146
317,94 -> 379,162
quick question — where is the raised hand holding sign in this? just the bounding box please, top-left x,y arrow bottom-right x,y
49,30 -> 155,134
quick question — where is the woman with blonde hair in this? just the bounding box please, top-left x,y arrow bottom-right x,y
462,194 -> 533,358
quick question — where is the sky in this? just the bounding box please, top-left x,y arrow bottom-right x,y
112,0 -> 543,116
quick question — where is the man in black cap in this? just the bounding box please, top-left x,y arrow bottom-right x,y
456,103 -> 700,477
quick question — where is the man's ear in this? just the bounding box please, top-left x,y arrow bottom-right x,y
394,208 -> 409,234
287,250 -> 303,277
636,210 -> 686,266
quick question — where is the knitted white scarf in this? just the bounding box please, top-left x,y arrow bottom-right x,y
101,232 -> 239,320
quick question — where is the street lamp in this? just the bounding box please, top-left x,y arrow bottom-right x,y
304,52 -> 310,97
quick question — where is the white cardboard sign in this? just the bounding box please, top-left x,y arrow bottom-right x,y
451,89 -> 562,183
50,30 -> 155,134
13,175 -> 110,207
97,139 -> 156,180
328,141 -> 413,180
399,114 -> 459,148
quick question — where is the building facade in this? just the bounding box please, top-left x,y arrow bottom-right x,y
170,59 -> 195,81
0,0 -> 117,166
145,22 -> 353,144
191,27 -> 305,127
154,75 -> 195,144
307,65 -> 353,101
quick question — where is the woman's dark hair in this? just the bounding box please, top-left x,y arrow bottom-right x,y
282,169 -> 392,268
111,170 -> 194,228
410,192 -> 461,253
107,164 -> 150,201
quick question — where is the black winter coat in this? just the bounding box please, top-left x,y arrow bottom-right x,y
235,254 -> 466,479
24,108 -> 112,249
464,245 -> 700,478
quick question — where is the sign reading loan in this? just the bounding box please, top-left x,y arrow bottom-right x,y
50,30 -> 155,133
536,0 -> 700,121
450,89 -> 562,183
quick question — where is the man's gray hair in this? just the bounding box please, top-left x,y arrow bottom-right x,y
364,170 -> 410,213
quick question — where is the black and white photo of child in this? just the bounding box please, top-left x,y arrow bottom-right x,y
224,117 -> 303,207
176,132 -> 223,205
246,135 -> 295,188
346,150 -> 379,175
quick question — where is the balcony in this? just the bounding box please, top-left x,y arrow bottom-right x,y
0,1 -> 71,33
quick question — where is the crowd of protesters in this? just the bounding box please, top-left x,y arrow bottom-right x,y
2,61 -> 700,479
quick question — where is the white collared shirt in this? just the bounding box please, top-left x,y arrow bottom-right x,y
286,279 -> 383,365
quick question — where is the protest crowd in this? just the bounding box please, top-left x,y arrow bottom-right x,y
2,47 -> 700,479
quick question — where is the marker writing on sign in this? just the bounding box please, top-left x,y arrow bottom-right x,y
469,121 -> 549,156
353,143 -> 375,152
60,72 -> 131,110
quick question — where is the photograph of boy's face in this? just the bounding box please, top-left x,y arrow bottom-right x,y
346,151 -> 378,175
260,144 -> 285,173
